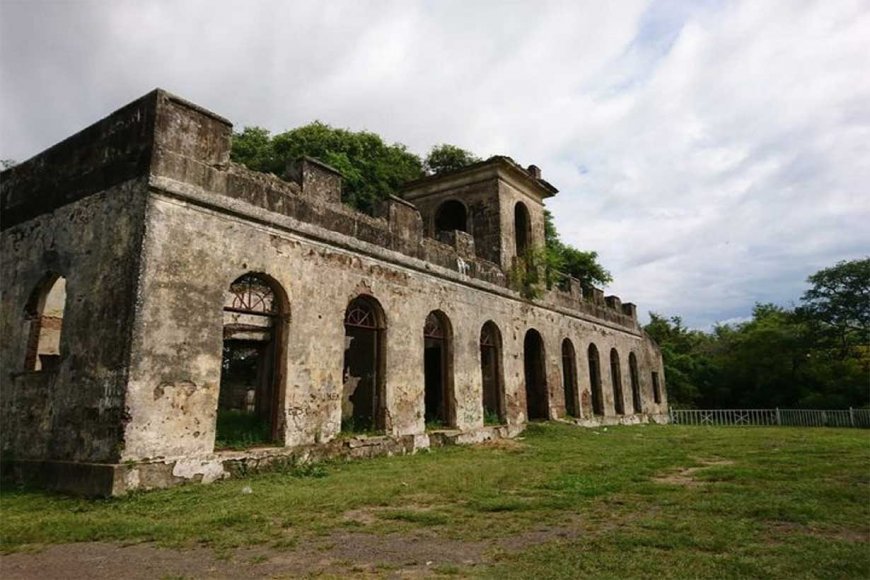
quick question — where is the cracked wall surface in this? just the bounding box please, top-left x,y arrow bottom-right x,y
0,89 -> 667,495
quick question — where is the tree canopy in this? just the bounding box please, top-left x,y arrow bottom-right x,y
646,257 -> 869,410
231,124 -> 423,214
543,209 -> 612,288
423,144 -> 481,175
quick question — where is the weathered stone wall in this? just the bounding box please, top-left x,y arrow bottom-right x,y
0,88 -> 667,495
0,92 -> 157,230
404,170 -> 503,266
0,179 -> 148,463
497,177 -> 547,267
122,184 -> 666,464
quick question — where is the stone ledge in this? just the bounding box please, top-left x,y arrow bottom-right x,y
2,424 -> 526,497
559,413 -> 671,428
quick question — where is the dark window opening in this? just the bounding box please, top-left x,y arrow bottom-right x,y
629,352 -> 642,413
480,321 -> 505,425
652,371 -> 662,404
562,339 -> 579,417
523,329 -> 548,420
588,344 -> 604,416
217,273 -> 287,449
514,202 -> 531,256
434,200 -> 468,234
343,295 -> 386,433
424,310 -> 454,428
24,274 -> 67,372
610,348 -> 625,415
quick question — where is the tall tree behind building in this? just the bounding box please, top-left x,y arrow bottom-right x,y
646,257 -> 869,409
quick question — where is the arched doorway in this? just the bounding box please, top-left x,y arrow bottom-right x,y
610,348 -> 625,415
588,343 -> 604,416
514,202 -> 531,256
562,339 -> 579,417
24,273 -> 66,372
343,295 -> 386,433
434,200 -> 468,234
218,273 -> 288,448
480,321 -> 504,424
424,310 -> 454,428
629,353 -> 642,413
523,329 -> 548,420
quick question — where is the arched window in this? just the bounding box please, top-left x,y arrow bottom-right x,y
562,339 -> 579,417
480,321 -> 504,424
514,202 -> 531,256
588,343 -> 604,416
343,295 -> 387,433
610,348 -> 625,415
652,371 -> 662,404
434,200 -> 468,234
217,273 -> 289,448
629,352 -> 642,413
523,328 -> 548,420
423,310 -> 455,428
24,274 -> 67,372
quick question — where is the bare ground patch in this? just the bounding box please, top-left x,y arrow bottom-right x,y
0,516 -> 600,579
473,438 -> 528,452
652,458 -> 735,487
765,521 -> 870,544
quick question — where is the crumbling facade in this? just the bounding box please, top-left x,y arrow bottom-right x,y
0,90 -> 667,496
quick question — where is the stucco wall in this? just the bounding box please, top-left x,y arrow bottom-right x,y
122,187 -> 666,463
0,179 -> 147,462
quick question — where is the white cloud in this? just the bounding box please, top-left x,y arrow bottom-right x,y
2,0 -> 868,328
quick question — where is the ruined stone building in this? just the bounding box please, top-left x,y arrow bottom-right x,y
0,90 -> 667,496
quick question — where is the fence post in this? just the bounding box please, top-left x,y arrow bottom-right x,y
775,407 -> 781,426
850,407 -> 855,428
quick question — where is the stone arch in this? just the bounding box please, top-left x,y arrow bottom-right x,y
434,199 -> 468,234
514,201 -> 531,256
523,328 -> 548,420
480,320 -> 505,424
629,352 -> 642,413
23,273 -> 67,372
561,338 -> 579,417
217,272 -> 290,448
610,348 -> 625,415
588,343 -> 604,416
343,294 -> 387,433
423,310 -> 455,428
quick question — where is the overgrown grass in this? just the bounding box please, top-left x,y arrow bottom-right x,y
2,424 -> 868,578
214,410 -> 271,450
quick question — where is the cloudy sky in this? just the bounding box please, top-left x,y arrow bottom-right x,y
2,0 -> 868,328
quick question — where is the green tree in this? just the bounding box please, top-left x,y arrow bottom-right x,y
799,257 -> 870,355
231,123 -> 423,214
423,144 -> 480,174
542,209 -> 612,288
646,258 -> 870,410
644,313 -> 715,408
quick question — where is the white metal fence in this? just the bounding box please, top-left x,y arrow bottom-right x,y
669,408 -> 870,428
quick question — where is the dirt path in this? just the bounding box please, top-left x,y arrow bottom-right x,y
0,523 -> 581,579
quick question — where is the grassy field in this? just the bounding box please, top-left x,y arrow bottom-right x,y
2,423 -> 869,578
